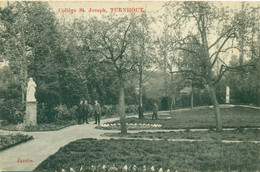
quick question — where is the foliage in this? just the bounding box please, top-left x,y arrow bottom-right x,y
0,120 -> 77,131
159,1 -> 259,131
225,58 -> 260,105
0,134 -> 33,151
54,104 -> 77,121
35,138 -> 260,171
125,105 -> 138,114
0,67 -> 24,123
0,99 -> 25,124
37,103 -> 48,123
101,105 -> 137,117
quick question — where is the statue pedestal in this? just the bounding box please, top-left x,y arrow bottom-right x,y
25,101 -> 37,125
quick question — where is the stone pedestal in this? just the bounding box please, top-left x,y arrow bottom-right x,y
25,101 -> 37,125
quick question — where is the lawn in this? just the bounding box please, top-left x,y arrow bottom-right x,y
106,107 -> 260,129
35,138 -> 260,172
0,134 -> 33,151
104,129 -> 260,141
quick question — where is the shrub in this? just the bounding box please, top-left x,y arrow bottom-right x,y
0,99 -> 25,124
0,133 -> 33,151
101,105 -> 137,117
37,103 -> 48,123
102,105 -> 119,117
125,105 -> 137,114
54,104 -> 77,121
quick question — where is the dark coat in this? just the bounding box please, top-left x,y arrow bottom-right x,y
153,104 -> 158,113
94,103 -> 101,114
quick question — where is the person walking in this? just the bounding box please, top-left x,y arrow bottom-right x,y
152,102 -> 158,120
94,100 -> 101,125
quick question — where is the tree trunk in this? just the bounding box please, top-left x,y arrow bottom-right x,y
208,84 -> 223,132
138,66 -> 144,119
119,74 -> 127,134
170,94 -> 175,112
190,86 -> 194,109
21,67 -> 27,104
256,87 -> 260,107
21,83 -> 25,104
21,23 -> 27,105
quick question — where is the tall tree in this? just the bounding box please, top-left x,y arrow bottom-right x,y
165,2 -> 258,131
131,12 -> 156,118
0,2 -> 61,105
86,16 -> 139,134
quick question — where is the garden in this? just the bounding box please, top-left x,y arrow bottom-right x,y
1,1 -> 260,171
35,138 -> 260,172
33,106 -> 260,172
100,107 -> 260,130
104,129 -> 260,142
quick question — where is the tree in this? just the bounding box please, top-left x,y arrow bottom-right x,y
130,12 -> 156,118
86,16 -> 140,134
165,2 -> 258,131
0,2 -> 61,106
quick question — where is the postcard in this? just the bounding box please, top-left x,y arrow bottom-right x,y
0,1 -> 259,171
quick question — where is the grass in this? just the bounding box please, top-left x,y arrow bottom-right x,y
35,138 -> 260,172
0,134 -> 33,151
104,129 -> 260,141
0,120 -> 78,132
106,107 -> 260,129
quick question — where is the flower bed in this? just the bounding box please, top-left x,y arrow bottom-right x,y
35,138 -> 260,172
0,134 -> 33,151
97,123 -> 162,130
59,165 -> 172,172
0,120 -> 77,132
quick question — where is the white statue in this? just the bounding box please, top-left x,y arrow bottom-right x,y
26,77 -> 37,102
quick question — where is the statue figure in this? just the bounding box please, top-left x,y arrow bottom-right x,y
26,78 -> 37,102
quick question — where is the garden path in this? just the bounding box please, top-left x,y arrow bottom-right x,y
0,117 -> 119,171
0,105 -> 259,171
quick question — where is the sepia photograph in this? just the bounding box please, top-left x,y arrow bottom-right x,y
0,0 -> 259,171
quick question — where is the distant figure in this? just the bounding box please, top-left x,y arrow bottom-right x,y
94,100 -> 101,125
83,100 -> 91,124
26,78 -> 37,102
152,102 -> 158,120
77,99 -> 84,124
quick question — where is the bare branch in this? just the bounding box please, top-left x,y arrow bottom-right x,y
116,16 -> 140,62
213,65 -> 227,85
142,67 -> 158,83
211,33 -> 235,67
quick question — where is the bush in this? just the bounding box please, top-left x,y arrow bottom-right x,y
0,134 -> 33,151
0,99 -> 25,124
37,103 -> 48,123
101,105 -> 137,117
54,104 -> 77,121
125,105 -> 137,114
102,105 -> 118,117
